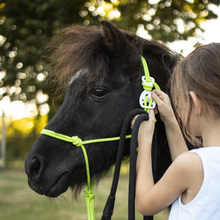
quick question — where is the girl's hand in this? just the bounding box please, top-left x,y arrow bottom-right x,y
151,89 -> 176,124
131,110 -> 155,145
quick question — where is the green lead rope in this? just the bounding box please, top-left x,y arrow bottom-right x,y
40,129 -> 131,220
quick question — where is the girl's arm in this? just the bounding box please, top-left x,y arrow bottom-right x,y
136,150 -> 200,215
152,90 -> 188,161
135,110 -> 202,215
163,116 -> 188,161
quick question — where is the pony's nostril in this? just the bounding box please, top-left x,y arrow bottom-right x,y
29,158 -> 41,181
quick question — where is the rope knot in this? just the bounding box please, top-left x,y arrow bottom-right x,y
72,136 -> 83,147
84,189 -> 95,200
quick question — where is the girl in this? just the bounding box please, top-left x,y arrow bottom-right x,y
132,43 -> 220,219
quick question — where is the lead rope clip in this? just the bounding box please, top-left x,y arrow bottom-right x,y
139,76 -> 156,110
139,55 -> 160,114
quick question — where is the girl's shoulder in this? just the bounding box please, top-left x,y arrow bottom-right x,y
173,151 -> 203,189
171,147 -> 220,207
174,151 -> 202,171
163,151 -> 203,193
173,152 -> 204,205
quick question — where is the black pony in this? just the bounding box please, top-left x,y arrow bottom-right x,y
25,21 -> 182,199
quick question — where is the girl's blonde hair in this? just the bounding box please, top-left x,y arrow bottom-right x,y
170,43 -> 220,146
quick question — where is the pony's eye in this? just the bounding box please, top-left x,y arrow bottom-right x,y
91,88 -> 108,99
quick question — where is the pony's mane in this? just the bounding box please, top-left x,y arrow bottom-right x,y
43,24 -> 181,98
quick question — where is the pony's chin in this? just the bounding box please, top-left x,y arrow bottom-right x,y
45,174 -> 69,197
28,172 -> 70,198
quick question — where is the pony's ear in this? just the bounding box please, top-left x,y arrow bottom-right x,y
101,21 -> 128,55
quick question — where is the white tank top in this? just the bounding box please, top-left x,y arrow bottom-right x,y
168,147 -> 220,220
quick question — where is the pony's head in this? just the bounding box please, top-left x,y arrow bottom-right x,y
25,21 -> 181,197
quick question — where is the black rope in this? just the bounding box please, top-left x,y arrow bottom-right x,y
129,114 -> 149,220
101,109 -> 146,220
101,109 -> 157,220
142,128 -> 157,220
129,114 -> 157,220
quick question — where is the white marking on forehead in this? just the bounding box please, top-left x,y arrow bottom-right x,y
69,68 -> 87,85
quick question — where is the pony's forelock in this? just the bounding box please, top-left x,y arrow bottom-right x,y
43,24 -> 109,98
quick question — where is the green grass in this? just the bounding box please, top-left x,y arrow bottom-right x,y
0,169 -> 169,220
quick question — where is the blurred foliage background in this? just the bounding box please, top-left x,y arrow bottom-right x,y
0,0 -> 219,167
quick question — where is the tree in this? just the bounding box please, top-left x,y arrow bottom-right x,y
0,0 -> 98,117
0,0 -> 219,114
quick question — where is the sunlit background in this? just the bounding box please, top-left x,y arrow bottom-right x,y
0,1 -> 219,220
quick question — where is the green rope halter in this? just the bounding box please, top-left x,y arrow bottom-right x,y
40,129 -> 131,220
40,55 -> 160,220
